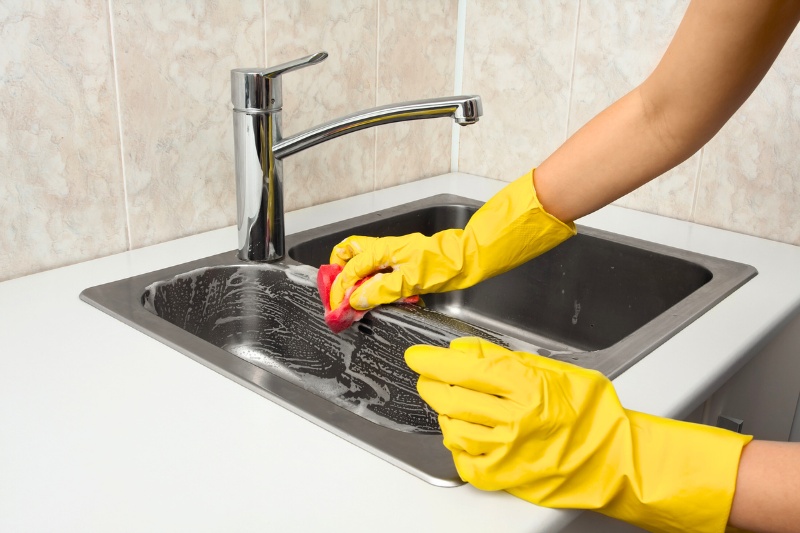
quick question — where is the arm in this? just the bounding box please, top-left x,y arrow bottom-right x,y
329,0 -> 800,312
406,338 -> 754,533
535,0 -> 800,222
729,440 -> 800,532
407,338 -> 800,532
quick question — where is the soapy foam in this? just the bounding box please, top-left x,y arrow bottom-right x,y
143,262 -> 576,434
144,264 -> 443,433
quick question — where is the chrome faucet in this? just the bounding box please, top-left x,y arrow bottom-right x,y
231,52 -> 483,262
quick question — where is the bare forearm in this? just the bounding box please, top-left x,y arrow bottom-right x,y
729,440 -> 800,532
534,0 -> 800,222
534,87 -> 677,222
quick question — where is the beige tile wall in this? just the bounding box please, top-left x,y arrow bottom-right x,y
694,27 -> 800,245
460,0 -> 800,243
375,0 -> 457,189
460,0 -> 579,180
1,0 -> 799,282
567,0 -> 698,221
266,0 -> 378,212
113,1 -> 263,248
0,1 -> 127,281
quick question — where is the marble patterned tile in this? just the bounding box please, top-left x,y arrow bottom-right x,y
374,0 -> 457,189
569,1 -> 688,131
693,27 -> 800,246
570,0 -> 697,220
265,0 -> 378,212
0,1 -> 127,281
113,0 -> 263,248
459,0 -> 579,182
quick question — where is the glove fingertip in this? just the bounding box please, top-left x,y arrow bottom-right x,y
328,275 -> 348,309
329,255 -> 347,267
404,345 -> 429,371
450,337 -> 517,360
347,272 -> 399,310
415,375 -> 442,399
330,259 -> 369,308
451,450 -> 481,486
347,285 -> 377,311
328,243 -> 351,266
404,345 -> 451,375
449,336 -> 485,353
329,235 -> 372,265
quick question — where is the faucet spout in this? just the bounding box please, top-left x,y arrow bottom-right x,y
273,95 -> 482,160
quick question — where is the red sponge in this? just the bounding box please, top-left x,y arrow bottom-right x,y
317,264 -> 419,333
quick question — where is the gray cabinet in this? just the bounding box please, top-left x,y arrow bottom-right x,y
703,312 -> 800,440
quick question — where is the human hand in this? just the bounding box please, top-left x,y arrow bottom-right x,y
406,337 -> 752,533
405,337 -> 622,493
328,231 -> 467,310
328,170 -> 576,310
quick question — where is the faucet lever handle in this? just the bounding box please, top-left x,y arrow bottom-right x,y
264,52 -> 328,78
231,52 -> 328,112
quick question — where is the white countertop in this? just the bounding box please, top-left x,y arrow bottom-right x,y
2,173 -> 800,532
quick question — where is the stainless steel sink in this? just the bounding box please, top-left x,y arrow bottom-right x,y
81,194 -> 756,487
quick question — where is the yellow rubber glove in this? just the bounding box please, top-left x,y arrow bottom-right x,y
328,169 -> 576,310
405,337 -> 753,533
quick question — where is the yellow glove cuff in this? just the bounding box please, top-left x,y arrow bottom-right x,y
597,411 -> 753,533
441,169 -> 577,290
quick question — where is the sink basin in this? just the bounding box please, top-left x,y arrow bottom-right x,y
81,193 -> 756,487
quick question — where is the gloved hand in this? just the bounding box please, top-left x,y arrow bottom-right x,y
328,169 -> 576,310
405,337 -> 753,533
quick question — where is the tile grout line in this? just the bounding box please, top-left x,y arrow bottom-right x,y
564,0 -> 582,142
450,0 -> 467,173
689,147 -> 705,221
373,0 -> 380,191
262,0 -> 268,66
107,0 -> 133,250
